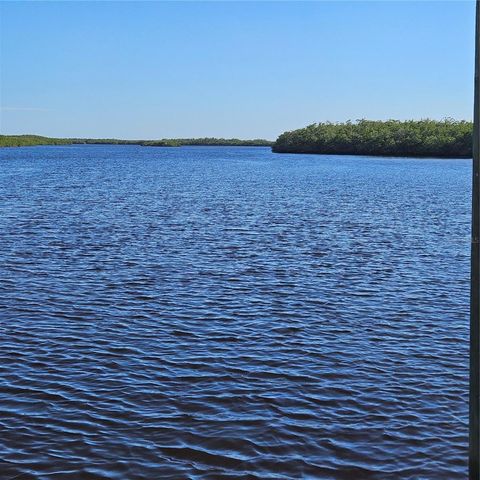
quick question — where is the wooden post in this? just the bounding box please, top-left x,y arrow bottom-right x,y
471,1 -> 480,478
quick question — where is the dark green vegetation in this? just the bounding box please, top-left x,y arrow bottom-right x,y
1,135 -> 74,147
0,135 -> 272,148
273,119 -> 473,158
0,135 -> 174,147
172,138 -> 272,147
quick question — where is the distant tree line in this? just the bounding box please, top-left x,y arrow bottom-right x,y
172,138 -> 272,147
0,135 -> 272,148
272,119 -> 473,158
0,135 -> 73,147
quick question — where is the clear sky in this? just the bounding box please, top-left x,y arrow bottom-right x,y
0,0 -> 476,140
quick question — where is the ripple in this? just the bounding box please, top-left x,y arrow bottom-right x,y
0,145 -> 471,478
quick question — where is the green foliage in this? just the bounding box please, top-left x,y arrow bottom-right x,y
142,140 -> 181,147
172,138 -> 273,146
0,135 -> 73,147
272,119 -> 473,158
0,135 -> 273,148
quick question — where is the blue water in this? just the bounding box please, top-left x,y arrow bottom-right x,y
0,145 -> 472,479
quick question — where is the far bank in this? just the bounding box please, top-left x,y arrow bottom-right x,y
272,119 -> 472,158
0,135 -> 273,148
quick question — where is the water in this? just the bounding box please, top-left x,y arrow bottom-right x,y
0,145 -> 471,479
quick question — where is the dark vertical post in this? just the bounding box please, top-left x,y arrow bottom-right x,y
471,1 -> 480,478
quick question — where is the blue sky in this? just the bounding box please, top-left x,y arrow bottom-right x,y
0,1 -> 476,140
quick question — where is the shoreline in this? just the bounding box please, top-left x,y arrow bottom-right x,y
0,135 -> 273,149
271,149 -> 472,159
272,119 -> 473,159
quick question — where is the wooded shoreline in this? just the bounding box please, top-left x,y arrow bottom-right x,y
0,135 -> 273,148
2,120 -> 474,158
271,119 -> 473,158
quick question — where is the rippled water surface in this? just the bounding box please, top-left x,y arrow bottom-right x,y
0,145 -> 472,479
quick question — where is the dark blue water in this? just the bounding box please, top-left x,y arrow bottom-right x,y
0,145 -> 471,479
